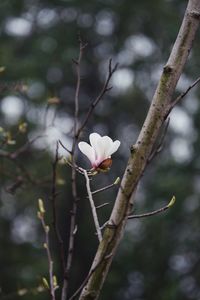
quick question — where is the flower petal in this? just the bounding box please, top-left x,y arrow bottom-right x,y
89,132 -> 101,155
94,136 -> 112,163
78,141 -> 95,164
101,136 -> 114,157
107,140 -> 121,156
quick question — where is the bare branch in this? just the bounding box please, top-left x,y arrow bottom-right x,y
76,59 -> 118,137
58,139 -> 72,154
69,249 -> 112,300
0,149 -> 50,186
0,135 -> 43,160
0,154 -> 37,185
99,221 -> 108,230
10,135 -> 44,159
82,169 -> 102,242
171,76 -> 200,108
147,118 -> 170,164
64,158 -> 84,175
128,196 -> 176,219
5,176 -> 23,194
96,203 -> 109,209
51,141 -> 65,273
38,199 -> 57,300
61,37 -> 85,300
0,135 -> 49,187
91,177 -> 120,196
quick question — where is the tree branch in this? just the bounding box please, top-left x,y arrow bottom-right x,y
82,169 -> 102,242
51,141 -> 65,274
79,1 -> 200,299
76,59 -> 118,138
91,177 -> 120,196
147,118 -> 170,164
128,196 -> 176,219
61,36 -> 86,300
171,76 -> 200,107
38,199 -> 57,300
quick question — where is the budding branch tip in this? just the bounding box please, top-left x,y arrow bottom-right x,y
167,195 -> 176,208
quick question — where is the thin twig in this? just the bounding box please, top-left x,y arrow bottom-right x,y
64,158 -> 84,174
128,196 -> 176,219
0,152 -> 50,186
91,177 -> 120,196
100,221 -> 108,230
5,176 -> 23,194
63,155 -> 96,176
0,135 -> 44,159
68,249 -> 112,300
38,201 -> 56,300
61,45 -> 118,300
96,203 -> 109,209
10,135 -> 44,159
171,76 -> 200,107
58,139 -> 72,154
42,222 -> 56,300
148,118 -> 170,163
1,154 -> 36,184
83,169 -> 102,242
61,36 -> 86,300
51,141 -> 65,273
76,59 -> 118,138
0,135 -> 49,186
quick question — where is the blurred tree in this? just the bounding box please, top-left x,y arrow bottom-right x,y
1,0 -> 200,300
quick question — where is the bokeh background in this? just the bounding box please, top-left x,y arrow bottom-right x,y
1,0 -> 200,299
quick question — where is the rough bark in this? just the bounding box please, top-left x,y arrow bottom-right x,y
79,1 -> 200,299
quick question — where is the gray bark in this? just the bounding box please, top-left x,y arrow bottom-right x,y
79,1 -> 200,299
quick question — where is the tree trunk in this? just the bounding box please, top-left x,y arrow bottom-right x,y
79,1 -> 200,299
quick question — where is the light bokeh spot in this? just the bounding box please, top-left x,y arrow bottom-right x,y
1,96 -> 24,124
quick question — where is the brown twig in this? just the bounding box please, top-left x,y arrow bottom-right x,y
64,158 -> 84,175
68,251 -> 113,300
147,118 -> 170,164
58,139 -> 72,154
0,151 -> 49,186
38,200 -> 57,300
76,58 -> 118,138
75,197 -> 175,300
61,42 -> 118,300
171,76 -> 200,108
0,154 -> 36,184
0,135 -> 48,185
61,36 -> 86,300
5,176 -> 23,194
0,135 -> 44,160
10,135 -> 44,159
128,195 -> 175,219
51,141 -> 65,273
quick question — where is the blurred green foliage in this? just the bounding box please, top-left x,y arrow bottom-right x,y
1,0 -> 200,299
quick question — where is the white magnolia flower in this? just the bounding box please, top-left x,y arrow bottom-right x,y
78,132 -> 120,170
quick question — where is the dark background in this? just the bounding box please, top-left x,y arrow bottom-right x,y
1,0 -> 200,299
